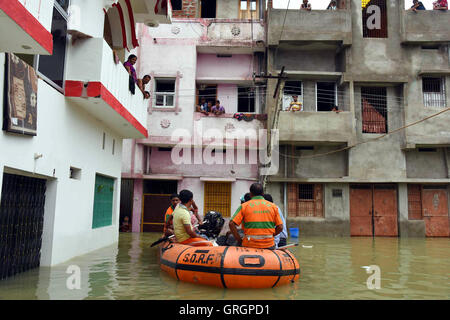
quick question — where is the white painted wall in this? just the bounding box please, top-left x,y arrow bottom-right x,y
0,57 -> 124,265
18,0 -> 54,32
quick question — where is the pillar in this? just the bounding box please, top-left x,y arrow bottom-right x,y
132,179 -> 143,232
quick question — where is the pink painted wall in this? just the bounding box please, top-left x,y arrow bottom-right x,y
196,54 -> 255,80
217,84 -> 238,114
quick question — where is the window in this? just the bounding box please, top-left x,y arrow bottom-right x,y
92,175 -> 115,229
197,84 -> 217,106
238,87 -> 255,112
70,167 -> 81,180
317,82 -> 337,112
172,0 -> 182,10
37,3 -> 68,90
288,184 -> 323,217
200,0 -> 216,18
154,79 -> 176,108
204,182 -> 232,217
362,0 -> 388,38
283,81 -> 303,111
361,87 -> 387,133
240,0 -> 258,19
423,77 -> 446,108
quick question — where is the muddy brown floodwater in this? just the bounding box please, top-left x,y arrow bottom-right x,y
0,233 -> 449,300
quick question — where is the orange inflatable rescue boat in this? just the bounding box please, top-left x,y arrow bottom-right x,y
159,241 -> 300,289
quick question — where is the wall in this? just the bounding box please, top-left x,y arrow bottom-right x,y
406,149 -> 448,179
18,0 -> 54,32
0,61 -> 124,265
196,54 -> 255,80
275,48 -> 338,72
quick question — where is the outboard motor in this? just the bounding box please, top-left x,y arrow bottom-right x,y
198,211 -> 225,239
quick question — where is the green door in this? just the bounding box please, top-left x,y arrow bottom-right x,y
92,175 -> 115,229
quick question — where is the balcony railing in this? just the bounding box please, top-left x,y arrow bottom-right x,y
0,0 -> 53,54
402,11 -> 450,43
65,38 -> 148,138
267,9 -> 352,46
278,111 -> 354,143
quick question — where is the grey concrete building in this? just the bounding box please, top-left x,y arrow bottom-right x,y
263,0 -> 450,237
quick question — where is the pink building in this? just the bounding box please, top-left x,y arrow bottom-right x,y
121,0 -> 268,232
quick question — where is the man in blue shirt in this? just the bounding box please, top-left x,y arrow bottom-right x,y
410,0 -> 426,11
263,194 -> 288,248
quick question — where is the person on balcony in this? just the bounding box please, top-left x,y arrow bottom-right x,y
300,0 -> 312,10
332,105 -> 343,113
196,97 -> 210,115
137,75 -> 151,95
144,91 -> 151,100
409,0 -> 426,11
327,0 -> 338,10
212,100 -> 225,115
288,95 -> 303,112
123,55 -> 138,83
433,0 -> 448,10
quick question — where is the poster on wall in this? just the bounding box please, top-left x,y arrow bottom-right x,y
3,53 -> 38,136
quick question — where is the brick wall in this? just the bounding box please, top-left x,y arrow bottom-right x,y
172,0 -> 197,18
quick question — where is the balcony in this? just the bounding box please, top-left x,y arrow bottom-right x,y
0,0 -> 53,54
402,11 -> 450,44
65,38 -> 148,139
278,111 -> 354,144
267,8 -> 352,46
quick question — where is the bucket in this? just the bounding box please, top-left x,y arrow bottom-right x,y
289,228 -> 299,238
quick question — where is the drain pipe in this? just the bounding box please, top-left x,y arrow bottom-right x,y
284,145 -> 288,219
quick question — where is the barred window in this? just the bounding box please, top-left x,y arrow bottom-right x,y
423,77 -> 446,108
288,184 -> 323,218
361,87 -> 387,134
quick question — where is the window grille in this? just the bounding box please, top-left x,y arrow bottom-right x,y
204,182 -> 232,217
288,184 -> 324,218
361,87 -> 387,133
423,77 -> 446,108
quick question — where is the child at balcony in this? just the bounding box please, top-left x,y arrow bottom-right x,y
212,100 -> 225,115
433,0 -> 448,10
300,0 -> 311,10
327,0 -> 337,10
288,95 -> 303,112
196,97 -> 210,115
144,91 -> 151,99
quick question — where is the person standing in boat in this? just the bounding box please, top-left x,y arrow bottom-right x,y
172,190 -> 213,247
263,194 -> 288,248
163,193 -> 180,237
229,183 -> 283,250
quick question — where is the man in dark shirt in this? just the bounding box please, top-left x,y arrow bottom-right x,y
410,0 -> 426,11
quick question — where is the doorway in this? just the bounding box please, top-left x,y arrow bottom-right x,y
350,184 -> 398,237
141,180 -> 178,232
0,173 -> 47,279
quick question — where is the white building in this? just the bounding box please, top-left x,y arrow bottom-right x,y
0,0 -> 171,278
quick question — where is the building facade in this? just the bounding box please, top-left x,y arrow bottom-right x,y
121,0 -> 268,232
0,0 -> 170,278
264,0 -> 450,237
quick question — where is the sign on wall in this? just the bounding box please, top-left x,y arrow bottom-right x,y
3,53 -> 38,136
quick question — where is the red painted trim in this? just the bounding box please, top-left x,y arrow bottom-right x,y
65,80 -> 148,138
112,3 -> 128,50
64,80 -> 84,97
0,0 -> 53,54
124,0 -> 139,48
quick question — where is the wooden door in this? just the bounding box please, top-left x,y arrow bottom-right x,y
422,187 -> 450,237
142,194 -> 171,232
373,185 -> 398,236
350,185 -> 373,236
239,0 -> 259,19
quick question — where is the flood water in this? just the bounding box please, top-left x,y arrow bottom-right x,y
0,233 -> 449,300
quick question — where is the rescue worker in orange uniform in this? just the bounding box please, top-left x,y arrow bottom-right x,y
229,183 -> 283,250
163,193 -> 180,237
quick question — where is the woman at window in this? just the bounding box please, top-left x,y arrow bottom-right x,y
433,0 -> 448,10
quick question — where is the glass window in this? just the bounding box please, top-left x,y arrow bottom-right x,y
240,0 -> 248,10
37,6 -> 68,90
155,79 -> 176,108
238,86 -> 255,112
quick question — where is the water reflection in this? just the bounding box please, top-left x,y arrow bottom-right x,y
0,234 -> 448,300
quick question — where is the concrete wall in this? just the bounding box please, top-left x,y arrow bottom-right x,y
216,0 -> 239,19
196,53 -> 255,80
406,149 -> 449,179
275,48 -> 338,72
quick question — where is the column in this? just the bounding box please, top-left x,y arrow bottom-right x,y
132,179 -> 143,233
